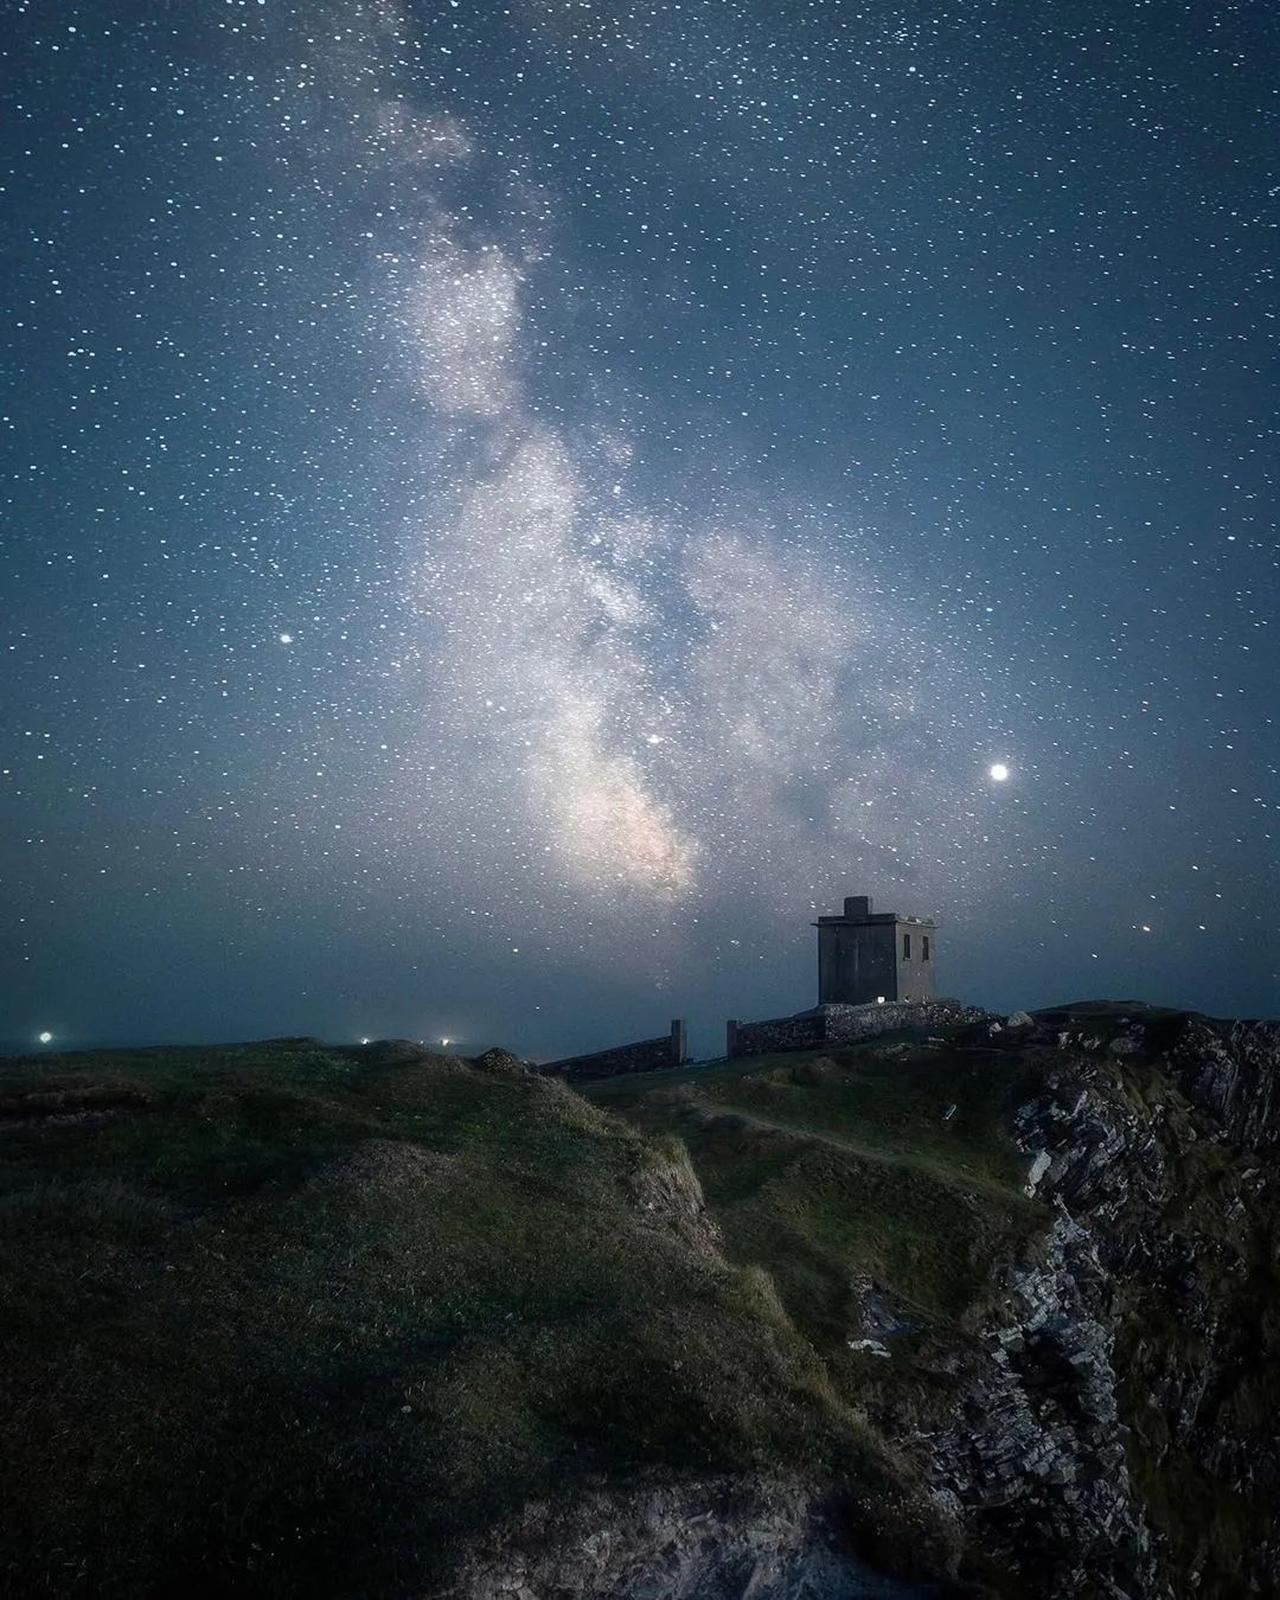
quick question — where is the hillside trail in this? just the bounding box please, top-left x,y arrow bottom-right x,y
675,1088 -> 1024,1204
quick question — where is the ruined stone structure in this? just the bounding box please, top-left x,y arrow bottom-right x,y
722,893 -> 954,1059
540,1019 -> 687,1081
815,894 -> 937,1005
538,894 -> 944,1073
726,998 -> 984,1059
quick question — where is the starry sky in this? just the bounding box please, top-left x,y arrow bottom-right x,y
3,0 -> 1276,1057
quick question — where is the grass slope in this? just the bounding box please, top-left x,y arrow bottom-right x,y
588,1016 -> 1280,1600
585,1036 -> 1046,1346
0,1038 -> 951,1598
585,1032 -> 1052,1600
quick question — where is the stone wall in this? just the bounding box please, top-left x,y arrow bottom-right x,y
726,998 -> 987,1059
726,1012 -> 827,1060
540,1019 -> 687,1082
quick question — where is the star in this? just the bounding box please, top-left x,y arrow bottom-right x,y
0,0 -> 1270,1052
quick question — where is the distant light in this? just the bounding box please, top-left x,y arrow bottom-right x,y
359,1037 -> 371,1045
278,632 -> 294,645
440,1037 -> 451,1047
37,1031 -> 53,1044
1140,925 -> 1151,934
989,762 -> 1010,783
876,996 -> 885,1005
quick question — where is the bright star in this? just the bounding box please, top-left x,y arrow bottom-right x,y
278,632 -> 293,645
37,1031 -> 53,1044
988,762 -> 1010,783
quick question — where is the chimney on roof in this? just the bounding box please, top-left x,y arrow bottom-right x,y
843,895 -> 872,918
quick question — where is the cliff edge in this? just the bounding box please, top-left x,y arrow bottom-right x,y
1,1003 -> 1276,1597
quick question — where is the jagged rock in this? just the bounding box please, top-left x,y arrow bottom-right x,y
949,1012 -> 1279,1597
436,1477 -> 937,1599
921,1198 -> 1169,1595
1167,1018 -> 1280,1149
1023,1149 -> 1052,1196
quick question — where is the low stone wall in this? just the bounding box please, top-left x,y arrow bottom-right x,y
726,999 -> 988,1059
540,1020 -> 688,1081
726,1012 -> 827,1060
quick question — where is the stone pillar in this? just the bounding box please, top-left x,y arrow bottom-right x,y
670,1018 -> 687,1065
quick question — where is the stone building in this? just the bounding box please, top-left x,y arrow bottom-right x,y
814,894 -> 937,1005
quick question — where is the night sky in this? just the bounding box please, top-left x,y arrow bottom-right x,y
3,0 -> 1276,1058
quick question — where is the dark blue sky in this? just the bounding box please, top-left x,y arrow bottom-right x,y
3,0 -> 1276,1057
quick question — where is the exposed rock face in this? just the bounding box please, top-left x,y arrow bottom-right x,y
493,1005 -> 1280,1598
437,1477 -> 936,1600
927,1210 -> 1167,1598
916,1007 -> 1280,1599
1166,1016 -> 1280,1151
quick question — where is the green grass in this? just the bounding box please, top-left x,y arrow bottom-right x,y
587,1031 -> 1280,1598
584,1036 -> 1050,1572
33,1028 -> 1265,1598
586,1041 -> 1045,1344
0,1038 -> 943,1598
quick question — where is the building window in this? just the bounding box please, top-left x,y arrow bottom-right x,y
903,932 -> 911,960
923,936 -> 930,962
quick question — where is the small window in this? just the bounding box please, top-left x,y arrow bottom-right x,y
903,932 -> 911,960
922,936 -> 930,962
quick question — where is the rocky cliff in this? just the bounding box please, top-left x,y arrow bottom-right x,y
591,1001 -> 1280,1599
973,1006 -> 1280,1598
0,1007 -> 1275,1598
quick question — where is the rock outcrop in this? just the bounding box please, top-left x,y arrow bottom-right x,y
913,1006 -> 1280,1598
4,1008 -> 1276,1599
440,1477 -> 937,1600
606,1000 -> 1280,1598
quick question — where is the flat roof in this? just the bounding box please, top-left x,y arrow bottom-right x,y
813,912 -> 937,927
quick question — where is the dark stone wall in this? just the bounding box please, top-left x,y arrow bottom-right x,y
727,998 -> 987,1059
540,1020 -> 687,1082
727,1012 -> 827,1059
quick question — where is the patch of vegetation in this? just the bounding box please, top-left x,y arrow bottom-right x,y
0,1039 -> 930,1598
586,1043 -> 1046,1415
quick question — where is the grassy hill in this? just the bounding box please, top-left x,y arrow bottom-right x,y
584,1037 -> 1045,1334
6,1012 -> 1274,1597
0,1036 -> 962,1598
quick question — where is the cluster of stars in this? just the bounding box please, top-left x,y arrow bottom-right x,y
0,0 -> 1273,1052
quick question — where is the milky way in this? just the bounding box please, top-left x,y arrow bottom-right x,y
2,1 -> 1275,1054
